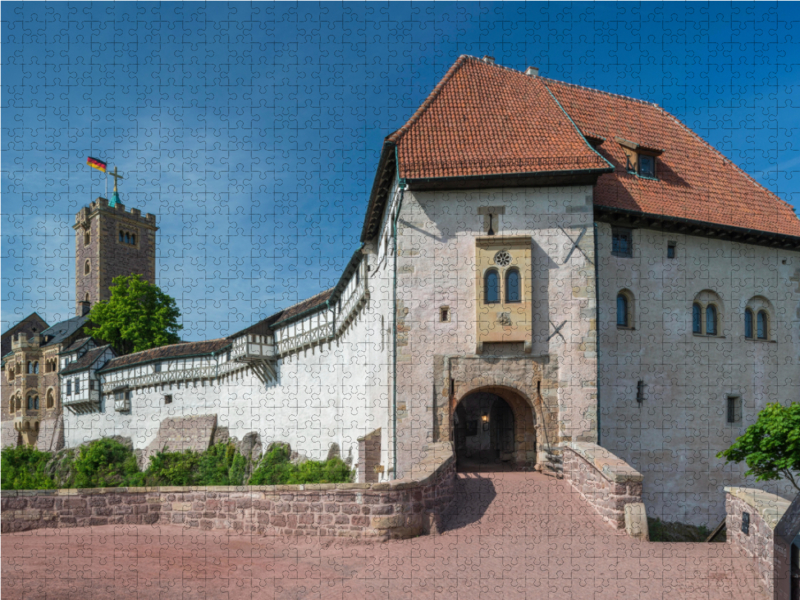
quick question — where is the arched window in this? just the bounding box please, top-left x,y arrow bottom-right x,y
84,231 -> 91,246
84,259 -> 90,275
484,270 -> 499,304
757,310 -> 768,340
617,294 -> 629,327
505,269 -> 521,303
33,362 -> 38,374
33,396 -> 39,409
8,367 -> 14,381
745,309 -> 754,339
692,303 -> 702,334
131,234 -> 136,245
47,389 -> 54,409
706,305 -> 717,335
27,395 -> 32,410
120,231 -> 124,243
27,361 -> 33,374
125,233 -> 130,244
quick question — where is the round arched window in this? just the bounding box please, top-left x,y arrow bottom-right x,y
484,270 -> 500,304
505,269 -> 521,303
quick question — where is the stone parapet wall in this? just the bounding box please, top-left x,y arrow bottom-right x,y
725,487 -> 793,597
1,442 -> 456,540
562,442 -> 643,530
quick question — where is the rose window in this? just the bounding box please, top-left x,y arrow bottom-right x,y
494,250 -> 512,267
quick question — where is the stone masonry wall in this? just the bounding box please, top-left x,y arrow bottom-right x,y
562,441 -> 643,529
725,487 -> 793,597
1,442 -> 456,540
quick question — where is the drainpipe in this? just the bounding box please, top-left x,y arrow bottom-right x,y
593,222 -> 601,445
392,175 -> 406,480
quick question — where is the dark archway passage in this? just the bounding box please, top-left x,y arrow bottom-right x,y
454,391 -> 524,472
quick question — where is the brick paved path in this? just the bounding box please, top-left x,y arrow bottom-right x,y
2,472 -> 765,599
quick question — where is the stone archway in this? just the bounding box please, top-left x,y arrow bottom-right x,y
434,355 -> 561,468
453,385 -> 538,470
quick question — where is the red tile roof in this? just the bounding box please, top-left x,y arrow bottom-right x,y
100,339 -> 231,371
543,77 -> 800,237
390,56 -> 610,179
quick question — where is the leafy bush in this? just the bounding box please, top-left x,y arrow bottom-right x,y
249,443 -> 351,485
1,445 -> 56,490
70,438 -> 140,488
129,443 -> 248,487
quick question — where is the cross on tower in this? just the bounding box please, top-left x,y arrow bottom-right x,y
110,166 -> 124,192
109,166 -> 124,207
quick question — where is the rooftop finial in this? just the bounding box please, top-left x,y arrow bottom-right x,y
109,166 -> 124,207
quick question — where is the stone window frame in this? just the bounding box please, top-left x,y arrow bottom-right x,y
46,387 -> 55,409
484,268 -> 501,304
439,306 -> 451,323
118,228 -> 140,248
505,268 -> 522,303
84,230 -> 91,246
84,259 -> 91,275
744,296 -> 774,342
692,290 -> 725,338
726,394 -> 743,424
7,364 -> 15,381
611,227 -> 633,258
616,289 -> 635,330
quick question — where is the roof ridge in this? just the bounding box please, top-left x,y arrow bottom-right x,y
541,76 -> 662,109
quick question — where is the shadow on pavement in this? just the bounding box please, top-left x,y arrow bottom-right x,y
441,473 -> 497,532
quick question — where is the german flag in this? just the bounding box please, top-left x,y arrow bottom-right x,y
87,156 -> 106,172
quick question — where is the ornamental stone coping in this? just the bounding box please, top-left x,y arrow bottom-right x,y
724,486 -> 792,529
565,442 -> 643,484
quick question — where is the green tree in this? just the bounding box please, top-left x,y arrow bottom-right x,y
84,274 -> 182,355
1,446 -> 56,490
717,402 -> 800,492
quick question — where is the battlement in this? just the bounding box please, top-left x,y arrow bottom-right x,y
11,333 -> 41,350
74,197 -> 157,229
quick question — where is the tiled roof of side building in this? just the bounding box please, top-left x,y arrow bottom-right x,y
60,345 -> 113,375
388,56 -> 610,180
543,77 -> 800,238
99,338 -> 231,372
228,288 -> 335,339
60,337 -> 93,355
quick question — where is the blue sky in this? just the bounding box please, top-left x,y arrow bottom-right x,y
3,2 -> 799,340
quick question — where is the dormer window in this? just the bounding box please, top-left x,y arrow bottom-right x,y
616,137 -> 662,180
638,154 -> 655,178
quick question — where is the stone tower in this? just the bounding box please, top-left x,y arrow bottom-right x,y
74,197 -> 158,315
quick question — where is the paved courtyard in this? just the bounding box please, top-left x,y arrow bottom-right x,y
3,472 -> 765,599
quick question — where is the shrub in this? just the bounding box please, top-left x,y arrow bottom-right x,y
131,448 -> 200,487
70,438 -> 140,488
249,443 -> 351,485
1,445 -> 56,490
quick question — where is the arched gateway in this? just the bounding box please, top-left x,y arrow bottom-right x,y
452,386 -> 542,471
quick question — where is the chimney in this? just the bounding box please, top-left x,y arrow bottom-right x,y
525,66 -> 539,78
481,55 -> 495,65
80,300 -> 91,316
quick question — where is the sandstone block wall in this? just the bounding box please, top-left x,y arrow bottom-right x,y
725,487 -> 793,597
1,442 -> 456,540
563,441 -> 643,529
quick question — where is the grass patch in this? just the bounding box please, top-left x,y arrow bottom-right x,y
647,517 -> 712,542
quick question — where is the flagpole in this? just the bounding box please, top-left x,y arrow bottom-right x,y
105,172 -> 108,200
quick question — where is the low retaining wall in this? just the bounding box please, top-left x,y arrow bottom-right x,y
725,487 -> 793,597
1,442 -> 456,540
562,442 -> 645,536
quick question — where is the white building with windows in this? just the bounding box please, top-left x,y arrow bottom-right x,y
5,55 -> 800,527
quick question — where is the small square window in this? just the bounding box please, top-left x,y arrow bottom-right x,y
726,395 -> 742,424
612,228 -> 633,258
667,242 -> 676,259
164,394 -> 173,405
154,363 -> 162,373
638,154 -> 656,178
440,306 -> 450,322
